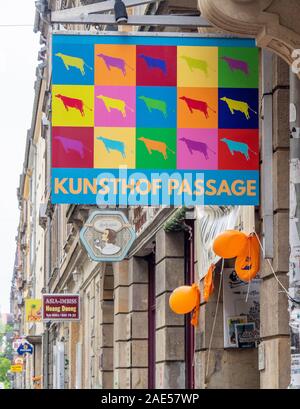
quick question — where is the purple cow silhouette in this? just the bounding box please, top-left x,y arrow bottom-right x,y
180,137 -> 216,160
97,53 -> 134,76
221,56 -> 250,75
54,136 -> 91,158
138,54 -> 167,76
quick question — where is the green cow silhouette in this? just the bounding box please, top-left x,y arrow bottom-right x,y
138,96 -> 168,118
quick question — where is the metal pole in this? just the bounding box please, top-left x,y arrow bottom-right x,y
42,122 -> 52,390
289,70 -> 300,388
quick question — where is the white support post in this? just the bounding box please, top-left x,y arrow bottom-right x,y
261,49 -> 274,259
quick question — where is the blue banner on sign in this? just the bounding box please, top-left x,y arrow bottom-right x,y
51,168 -> 259,206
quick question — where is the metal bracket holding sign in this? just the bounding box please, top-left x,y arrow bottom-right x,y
50,0 -> 212,27
80,210 -> 136,262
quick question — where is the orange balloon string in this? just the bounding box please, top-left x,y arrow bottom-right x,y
204,263 -> 215,302
191,283 -> 200,327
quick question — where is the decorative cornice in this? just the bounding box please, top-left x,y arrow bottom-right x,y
199,0 -> 300,77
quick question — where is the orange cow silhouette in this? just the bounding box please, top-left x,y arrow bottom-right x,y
55,94 -> 92,116
138,137 -> 175,160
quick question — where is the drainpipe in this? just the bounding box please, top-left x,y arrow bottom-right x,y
32,143 -> 38,301
43,215 -> 51,390
289,70 -> 300,389
43,132 -> 52,389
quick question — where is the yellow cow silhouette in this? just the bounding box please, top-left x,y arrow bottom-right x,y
55,52 -> 93,76
220,96 -> 257,120
97,95 -> 134,118
138,137 -> 175,160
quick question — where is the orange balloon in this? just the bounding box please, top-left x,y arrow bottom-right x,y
235,234 -> 260,282
169,284 -> 199,314
213,230 -> 248,259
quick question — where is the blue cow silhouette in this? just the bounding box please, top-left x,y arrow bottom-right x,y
97,136 -> 126,158
138,54 -> 167,76
221,137 -> 257,160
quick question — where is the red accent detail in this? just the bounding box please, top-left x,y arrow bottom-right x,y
136,45 -> 177,86
52,127 -> 94,168
218,129 -> 259,170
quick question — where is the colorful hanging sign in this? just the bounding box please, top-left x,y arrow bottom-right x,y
51,33 -> 259,206
10,364 -> 23,373
25,299 -> 42,322
14,357 -> 24,365
42,294 -> 80,321
17,341 -> 33,356
80,210 -> 136,262
12,337 -> 24,351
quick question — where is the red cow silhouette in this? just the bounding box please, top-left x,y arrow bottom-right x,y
55,94 -> 92,117
180,96 -> 216,119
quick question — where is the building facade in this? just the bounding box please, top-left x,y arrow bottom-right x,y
10,0 -> 299,389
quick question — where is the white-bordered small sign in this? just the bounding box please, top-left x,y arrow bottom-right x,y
80,210 -> 136,262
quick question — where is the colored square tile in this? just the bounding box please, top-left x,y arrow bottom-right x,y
218,129 -> 259,170
219,88 -> 259,129
177,129 -> 218,170
94,86 -> 136,127
177,46 -> 218,87
136,128 -> 176,169
52,43 -> 95,85
94,127 -> 136,169
52,127 -> 94,168
136,45 -> 177,86
219,47 -> 259,88
136,86 -> 177,128
95,44 -> 136,86
177,87 -> 218,129
52,85 -> 94,127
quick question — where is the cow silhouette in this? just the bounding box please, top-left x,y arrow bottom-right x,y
96,95 -> 134,118
138,54 -> 167,76
220,96 -> 257,120
221,56 -> 249,75
181,56 -> 213,77
97,136 -> 126,158
221,138 -> 257,160
138,96 -> 168,118
179,137 -> 216,160
138,137 -> 174,160
55,94 -> 92,116
55,53 -> 93,76
97,53 -> 134,76
180,96 -> 216,119
54,135 -> 91,158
